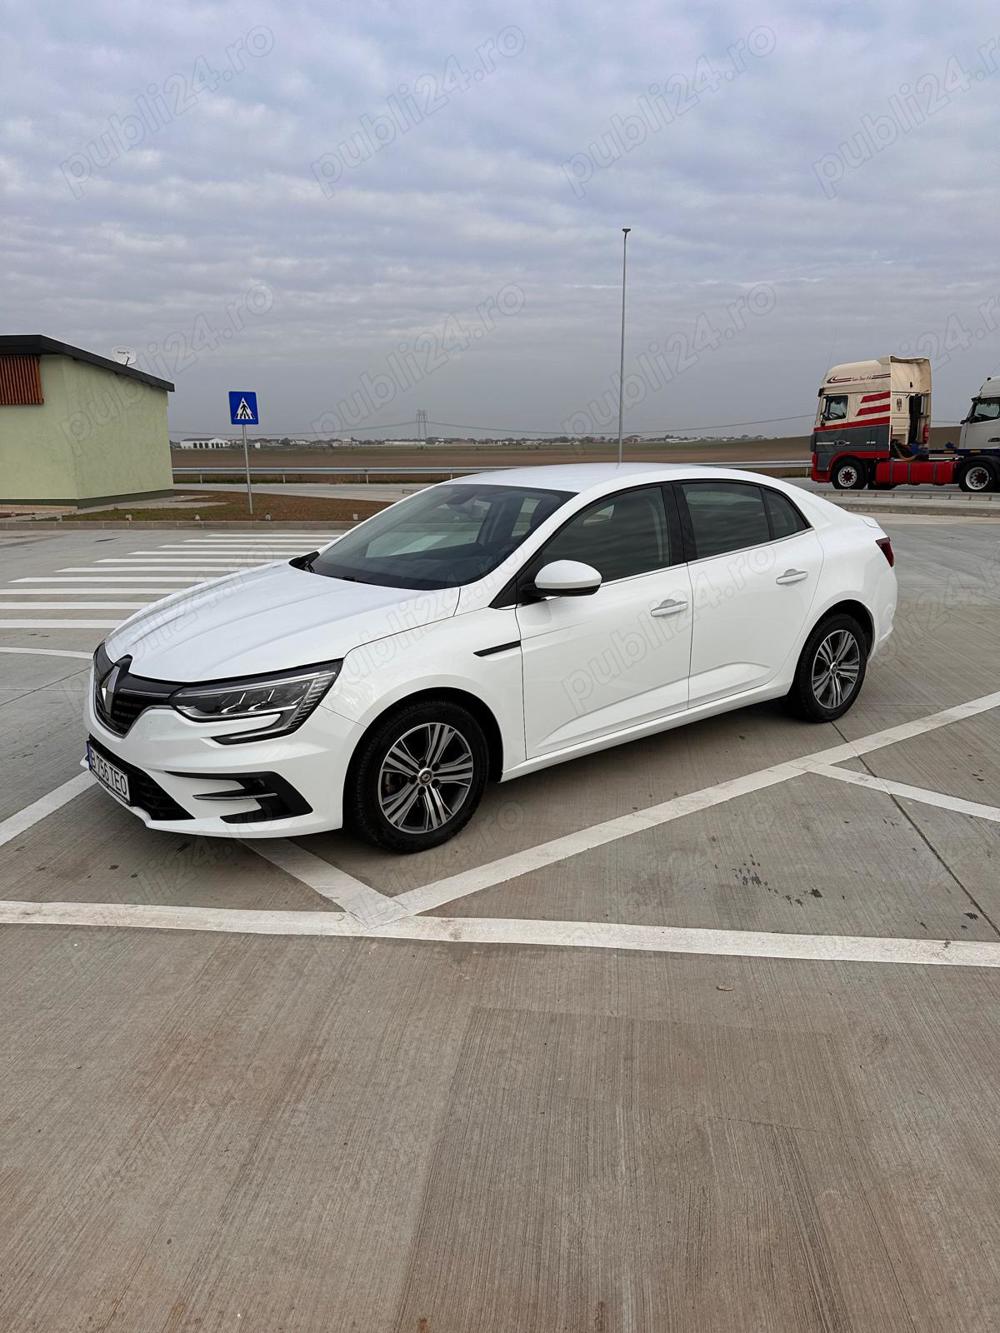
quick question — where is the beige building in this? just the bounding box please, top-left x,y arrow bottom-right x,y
0,335 -> 174,505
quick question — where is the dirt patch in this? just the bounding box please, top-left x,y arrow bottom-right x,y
67,491 -> 390,523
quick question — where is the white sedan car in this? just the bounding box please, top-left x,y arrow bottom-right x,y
85,464 -> 896,852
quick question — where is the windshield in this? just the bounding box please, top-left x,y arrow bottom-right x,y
305,483 -> 572,589
968,398 -> 1000,423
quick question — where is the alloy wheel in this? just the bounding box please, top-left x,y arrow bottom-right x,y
811,629 -> 861,709
377,722 -> 476,833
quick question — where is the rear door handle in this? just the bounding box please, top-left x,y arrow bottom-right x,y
651,598 -> 688,617
775,569 -> 808,585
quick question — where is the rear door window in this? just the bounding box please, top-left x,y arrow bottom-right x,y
679,482 -> 771,559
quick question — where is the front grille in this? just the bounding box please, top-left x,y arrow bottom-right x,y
88,736 -> 192,822
94,644 -> 177,737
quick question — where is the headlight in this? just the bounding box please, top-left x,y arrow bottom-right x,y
170,660 -> 342,744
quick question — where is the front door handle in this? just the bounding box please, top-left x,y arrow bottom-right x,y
775,569 -> 808,585
651,598 -> 688,617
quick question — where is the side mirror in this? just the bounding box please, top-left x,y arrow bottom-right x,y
531,559 -> 602,597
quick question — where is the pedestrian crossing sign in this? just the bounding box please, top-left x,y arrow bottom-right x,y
228,391 -> 259,425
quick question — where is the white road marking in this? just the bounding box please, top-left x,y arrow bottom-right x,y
128,547 -> 302,555
245,839 -> 408,927
0,775 -> 94,850
16,577 -> 204,584
94,559 -> 260,566
172,542 -> 338,550
394,690 -> 1000,916
59,566 -> 253,574
0,620 -> 119,629
0,647 -> 92,660
789,690 -> 1000,765
0,589 -> 181,596
812,763 -> 1000,824
2,898 -> 999,968
176,527 -> 325,533
180,538 -> 331,544
3,685 -> 998,960
0,602 -> 146,610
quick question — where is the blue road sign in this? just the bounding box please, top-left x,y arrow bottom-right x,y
228,390 -> 259,425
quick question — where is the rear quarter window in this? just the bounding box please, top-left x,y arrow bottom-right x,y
762,488 -> 810,539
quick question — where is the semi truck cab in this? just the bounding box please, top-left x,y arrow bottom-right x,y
810,357 -> 1000,492
961,378 -> 1000,452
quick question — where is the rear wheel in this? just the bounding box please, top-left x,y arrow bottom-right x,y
345,700 -> 489,852
831,459 -> 867,490
958,460 -> 997,493
785,614 -> 868,722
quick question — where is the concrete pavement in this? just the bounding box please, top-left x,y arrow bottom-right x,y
2,517 -> 1000,1329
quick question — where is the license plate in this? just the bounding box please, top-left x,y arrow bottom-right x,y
87,743 -> 131,805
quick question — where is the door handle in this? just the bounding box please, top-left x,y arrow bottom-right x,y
775,569 -> 808,585
651,598 -> 688,617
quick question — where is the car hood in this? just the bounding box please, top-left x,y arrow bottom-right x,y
104,561 -> 459,680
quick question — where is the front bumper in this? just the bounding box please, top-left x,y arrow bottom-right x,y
84,669 -> 361,837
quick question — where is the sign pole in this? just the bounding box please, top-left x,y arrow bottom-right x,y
229,392 -> 259,516
241,423 -> 254,517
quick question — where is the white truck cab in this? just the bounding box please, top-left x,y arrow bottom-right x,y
960,377 -> 1000,452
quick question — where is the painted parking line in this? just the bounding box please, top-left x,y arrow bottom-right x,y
127,548 -> 304,555
94,559 -> 263,566
16,577 -> 208,584
59,566 -> 255,574
0,603 -> 146,610
3,646 -> 999,954
0,647 -> 92,660
164,543 -> 309,548
0,589 -> 184,596
174,527 -> 325,533
812,764 -> 1000,824
392,689 -> 1000,916
247,839 -> 408,927
2,898 -> 1000,968
0,620 -> 120,629
0,774 -> 94,850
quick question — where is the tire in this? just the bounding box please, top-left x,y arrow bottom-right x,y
958,460 -> 997,493
785,614 -> 869,722
831,459 -> 867,490
345,699 -> 489,853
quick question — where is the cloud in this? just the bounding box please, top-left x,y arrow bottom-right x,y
2,0 -> 999,435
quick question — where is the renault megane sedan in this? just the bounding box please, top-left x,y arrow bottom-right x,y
85,464 -> 897,852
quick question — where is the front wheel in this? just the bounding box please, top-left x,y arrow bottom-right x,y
345,700 -> 489,852
831,459 -> 867,490
785,614 -> 869,722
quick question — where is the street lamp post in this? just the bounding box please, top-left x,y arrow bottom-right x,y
617,227 -> 631,465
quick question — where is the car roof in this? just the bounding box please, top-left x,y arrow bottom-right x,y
454,461 -> 772,495
449,461 -> 847,528
455,462 -> 699,493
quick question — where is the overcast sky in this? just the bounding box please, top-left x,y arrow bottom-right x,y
4,0 -> 1000,437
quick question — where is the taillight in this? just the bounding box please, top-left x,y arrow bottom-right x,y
922,424 -> 930,444
876,537 -> 894,567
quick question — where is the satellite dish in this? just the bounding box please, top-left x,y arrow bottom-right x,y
111,347 -> 136,366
